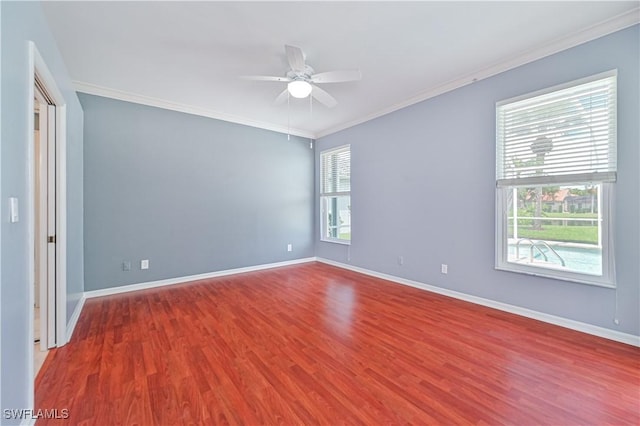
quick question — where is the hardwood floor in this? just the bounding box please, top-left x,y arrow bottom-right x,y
36,262 -> 639,425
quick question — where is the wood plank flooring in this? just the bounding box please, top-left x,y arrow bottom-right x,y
36,262 -> 639,425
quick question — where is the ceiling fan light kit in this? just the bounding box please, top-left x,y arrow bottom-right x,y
244,44 -> 361,108
288,80 -> 313,98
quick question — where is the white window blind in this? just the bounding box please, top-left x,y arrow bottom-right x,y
321,145 -> 350,196
496,72 -> 617,187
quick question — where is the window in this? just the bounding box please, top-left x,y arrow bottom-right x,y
495,71 -> 616,287
320,145 -> 351,244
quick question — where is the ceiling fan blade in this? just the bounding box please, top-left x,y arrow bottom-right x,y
285,45 -> 306,72
274,89 -> 289,105
240,75 -> 290,82
310,70 -> 362,84
311,85 -> 337,108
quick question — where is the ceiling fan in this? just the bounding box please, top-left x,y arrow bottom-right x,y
242,45 -> 361,108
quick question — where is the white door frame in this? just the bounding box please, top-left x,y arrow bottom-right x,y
27,41 -> 68,404
33,90 -> 53,352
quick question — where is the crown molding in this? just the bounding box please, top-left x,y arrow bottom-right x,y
73,81 -> 316,139
315,8 -> 640,139
74,10 -> 638,141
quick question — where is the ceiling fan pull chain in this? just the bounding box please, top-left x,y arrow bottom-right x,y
287,90 -> 291,140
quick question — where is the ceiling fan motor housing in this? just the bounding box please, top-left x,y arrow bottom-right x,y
287,65 -> 315,82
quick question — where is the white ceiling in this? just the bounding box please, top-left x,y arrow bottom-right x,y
41,1 -> 639,139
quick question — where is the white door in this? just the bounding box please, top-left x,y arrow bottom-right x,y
34,84 -> 56,351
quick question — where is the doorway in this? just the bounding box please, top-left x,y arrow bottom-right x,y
28,40 -> 69,411
33,81 -> 56,376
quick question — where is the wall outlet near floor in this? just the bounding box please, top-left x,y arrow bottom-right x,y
398,256 -> 404,266
141,259 -> 149,270
287,243 -> 292,252
122,261 -> 132,271
441,264 -> 448,274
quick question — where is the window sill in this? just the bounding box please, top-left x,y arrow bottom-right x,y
320,238 -> 351,246
495,264 -> 615,289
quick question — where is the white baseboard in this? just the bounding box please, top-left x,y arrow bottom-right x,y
84,257 -> 317,299
65,295 -> 86,344
78,256 -> 638,347
317,257 -> 640,347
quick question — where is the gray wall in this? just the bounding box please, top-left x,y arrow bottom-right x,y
0,0 -> 3,409
81,94 -> 314,291
316,25 -> 639,336
1,1 -> 84,419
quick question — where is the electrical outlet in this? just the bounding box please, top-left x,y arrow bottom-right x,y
287,243 -> 292,252
398,256 -> 404,266
122,261 -> 132,271
141,259 -> 149,270
441,264 -> 448,274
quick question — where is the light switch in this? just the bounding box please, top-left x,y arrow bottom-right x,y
9,198 -> 19,223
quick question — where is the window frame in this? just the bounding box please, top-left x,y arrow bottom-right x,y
495,71 -> 617,288
320,144 -> 351,245
495,182 -> 615,288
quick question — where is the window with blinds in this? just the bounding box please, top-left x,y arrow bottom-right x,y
320,145 -> 351,243
497,71 -> 617,186
495,71 -> 616,287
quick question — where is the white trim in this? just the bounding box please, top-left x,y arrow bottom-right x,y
33,50 -> 64,104
27,41 -> 70,411
319,238 -> 351,246
65,255 -> 640,347
316,257 -> 640,347
56,105 -> 68,347
84,258 -> 317,299
45,104 -> 55,348
34,92 -> 48,352
26,43 -> 37,413
496,69 -> 617,107
320,145 -> 351,244
496,171 -> 617,188
73,81 -> 315,139
32,45 -> 69,350
315,9 -> 639,139
71,12 -> 638,140
66,295 -> 86,343
495,188 -> 615,288
20,418 -> 36,426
